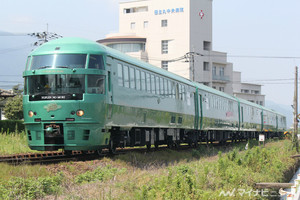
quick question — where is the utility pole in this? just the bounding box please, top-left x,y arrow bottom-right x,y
293,66 -> 299,152
184,52 -> 203,82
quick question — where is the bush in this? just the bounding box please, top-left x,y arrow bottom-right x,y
3,95 -> 23,120
75,165 -> 126,184
0,120 -> 24,133
0,173 -> 63,199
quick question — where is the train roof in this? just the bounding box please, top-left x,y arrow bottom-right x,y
30,37 -> 108,56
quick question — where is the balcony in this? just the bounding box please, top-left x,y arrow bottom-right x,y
212,74 -> 230,82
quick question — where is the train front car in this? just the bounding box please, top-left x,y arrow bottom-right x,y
23,38 -> 110,151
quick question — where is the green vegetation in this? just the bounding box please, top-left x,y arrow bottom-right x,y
0,120 -> 25,133
3,95 -> 23,120
0,136 -> 297,199
0,173 -> 63,199
0,131 -> 37,155
75,165 -> 127,184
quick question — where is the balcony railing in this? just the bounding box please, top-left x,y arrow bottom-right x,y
212,74 -> 230,82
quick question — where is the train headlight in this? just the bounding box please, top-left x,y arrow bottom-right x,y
76,110 -> 84,117
28,111 -> 34,118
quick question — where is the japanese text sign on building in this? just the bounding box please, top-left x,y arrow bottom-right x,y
154,8 -> 184,15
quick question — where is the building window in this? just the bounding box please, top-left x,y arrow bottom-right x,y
161,40 -> 168,54
144,21 -> 148,28
161,19 -> 168,27
162,61 -> 168,70
107,43 -> 145,53
130,22 -> 136,29
219,87 -> 224,92
203,41 -> 211,51
124,6 -> 148,14
124,8 -> 132,14
219,67 -> 224,76
251,90 -> 260,94
212,66 -> 216,76
203,62 -> 209,71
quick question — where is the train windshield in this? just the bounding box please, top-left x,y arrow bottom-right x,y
30,54 -> 87,70
28,74 -> 85,100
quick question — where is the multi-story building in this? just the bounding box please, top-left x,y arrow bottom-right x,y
98,0 -> 264,103
233,71 -> 265,106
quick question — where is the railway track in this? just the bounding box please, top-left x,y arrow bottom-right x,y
0,141 -> 240,165
0,151 -> 99,164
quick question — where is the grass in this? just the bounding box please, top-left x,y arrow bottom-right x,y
0,131 -> 39,155
0,132 -> 298,199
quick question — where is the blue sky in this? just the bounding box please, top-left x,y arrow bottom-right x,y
1,0 -> 300,108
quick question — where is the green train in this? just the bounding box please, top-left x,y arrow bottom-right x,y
23,38 -> 286,153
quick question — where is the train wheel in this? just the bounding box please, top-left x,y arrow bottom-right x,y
64,150 -> 72,156
109,140 -> 116,154
95,149 -> 103,156
146,143 -> 151,150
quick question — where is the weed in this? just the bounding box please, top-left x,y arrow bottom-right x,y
75,165 -> 126,184
0,172 -> 63,199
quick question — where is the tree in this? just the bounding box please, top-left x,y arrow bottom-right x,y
4,95 -> 23,120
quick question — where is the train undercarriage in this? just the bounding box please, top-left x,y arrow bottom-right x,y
107,127 -> 283,153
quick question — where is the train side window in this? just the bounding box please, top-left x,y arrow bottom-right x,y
160,77 -> 164,95
141,71 -> 146,91
136,69 -> 141,90
155,76 -> 160,95
88,55 -> 104,70
182,85 -> 186,101
129,67 -> 135,89
164,79 -> 168,97
87,75 -> 105,94
124,65 -> 129,88
175,83 -> 179,99
151,74 -> 155,94
172,82 -> 176,99
179,84 -> 182,100
118,64 -> 124,87
146,73 -> 151,93
168,80 -> 171,98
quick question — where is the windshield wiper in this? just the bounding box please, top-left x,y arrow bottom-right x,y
37,66 -> 52,69
56,66 -> 72,69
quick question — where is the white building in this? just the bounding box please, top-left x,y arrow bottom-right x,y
98,0 -> 264,103
233,71 -> 265,106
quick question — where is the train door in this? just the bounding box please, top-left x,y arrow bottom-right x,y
194,92 -> 199,130
241,106 -> 244,124
194,90 -> 203,130
199,94 -> 203,130
106,57 -> 113,104
106,57 -> 113,119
